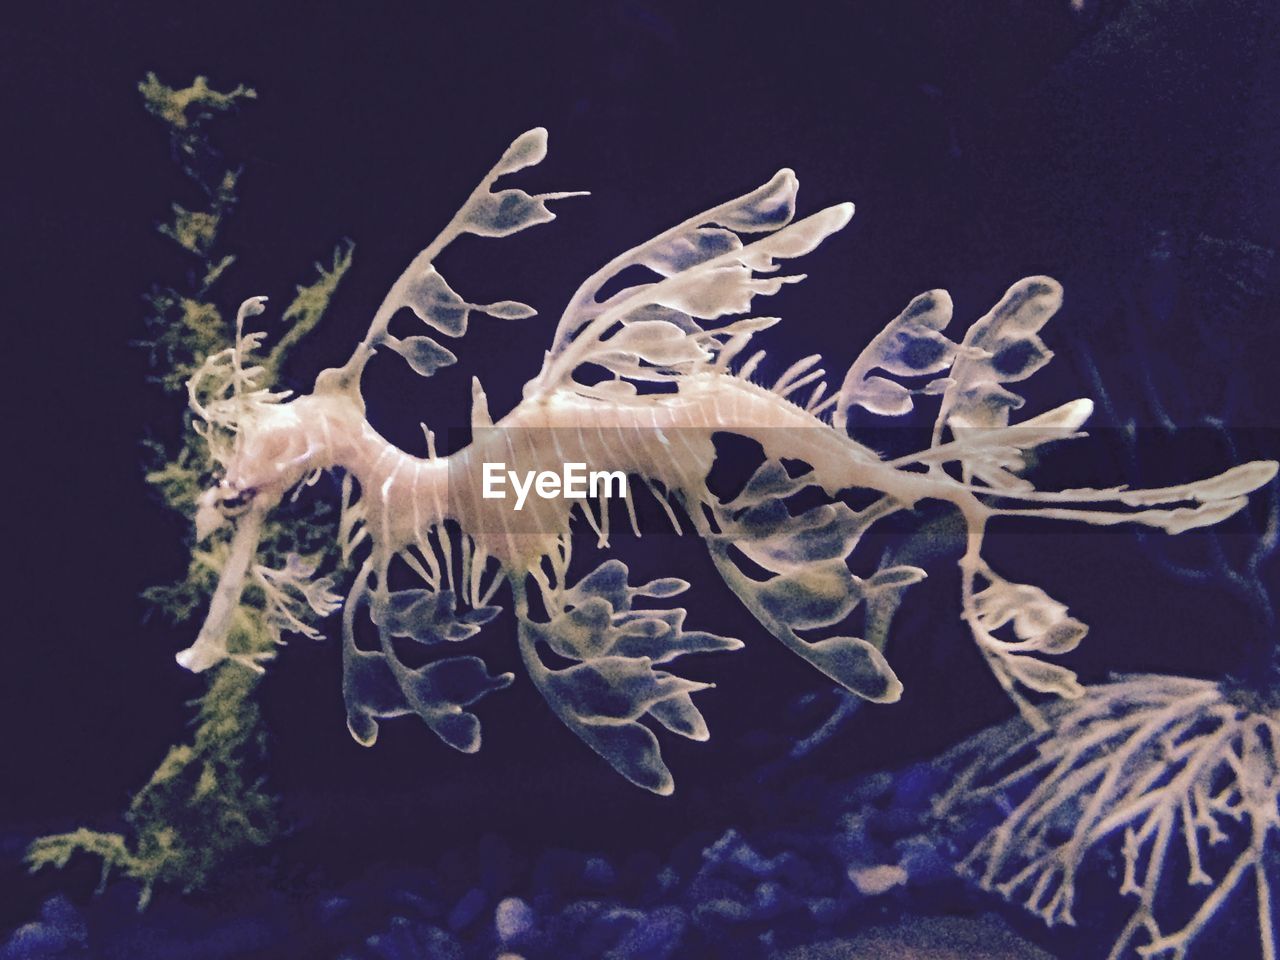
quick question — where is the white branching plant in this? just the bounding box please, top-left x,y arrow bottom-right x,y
937,675 -> 1280,960
174,128 -> 1276,798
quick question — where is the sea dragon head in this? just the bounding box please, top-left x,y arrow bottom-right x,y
177,296 -> 340,672
186,298 -> 307,530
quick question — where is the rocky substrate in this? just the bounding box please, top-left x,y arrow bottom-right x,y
1,744 -> 1074,960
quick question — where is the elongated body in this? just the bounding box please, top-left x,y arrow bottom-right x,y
261,372 -> 950,566
181,129 -> 1277,793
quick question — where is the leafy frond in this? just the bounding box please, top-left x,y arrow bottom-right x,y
334,128 -> 583,387
702,460 -> 911,704
530,170 -> 852,394
517,557 -> 742,795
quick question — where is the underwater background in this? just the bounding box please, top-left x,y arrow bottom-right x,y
4,1 -> 1279,957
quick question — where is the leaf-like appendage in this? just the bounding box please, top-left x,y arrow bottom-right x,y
390,269 -> 537,376
607,320 -> 711,365
970,399 -> 1093,456
1116,460 -> 1279,508
844,375 -> 913,418
457,129 -> 586,240
541,656 -> 709,725
756,560 -> 864,629
568,721 -> 675,795
714,169 -> 799,233
1018,619 -> 1089,656
462,188 -> 559,239
727,460 -> 808,508
405,656 -> 516,751
707,474 -> 912,702
640,227 -> 742,276
833,278 -> 1081,491
942,277 -> 1062,434
564,558 -> 631,610
633,577 -> 690,598
609,625 -> 741,664
535,598 -> 616,661
519,559 -> 741,794
621,303 -> 701,333
483,299 -> 538,320
387,334 -> 458,377
651,264 -> 799,320
720,464 -> 879,574
835,290 -> 956,427
538,171 -> 850,391
793,636 -> 902,702
865,565 -> 928,591
411,656 -> 512,707
739,205 -> 855,267
971,575 -> 1087,699
731,498 -> 792,540
648,693 -> 711,741
492,127 -> 548,177
738,505 -> 869,574
876,329 -> 956,379
371,588 -> 500,643
402,267 -> 471,336
974,580 -> 1069,640
345,646 -> 513,753
350,128 -> 576,384
947,382 -> 1026,431
344,648 -> 407,746
1002,655 -> 1084,698
344,570 -> 511,753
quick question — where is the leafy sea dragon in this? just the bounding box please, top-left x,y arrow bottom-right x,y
180,129 -> 1277,794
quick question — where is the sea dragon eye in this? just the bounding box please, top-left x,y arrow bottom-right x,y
216,484 -> 258,518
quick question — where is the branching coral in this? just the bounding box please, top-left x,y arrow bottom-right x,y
937,675 -> 1280,960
